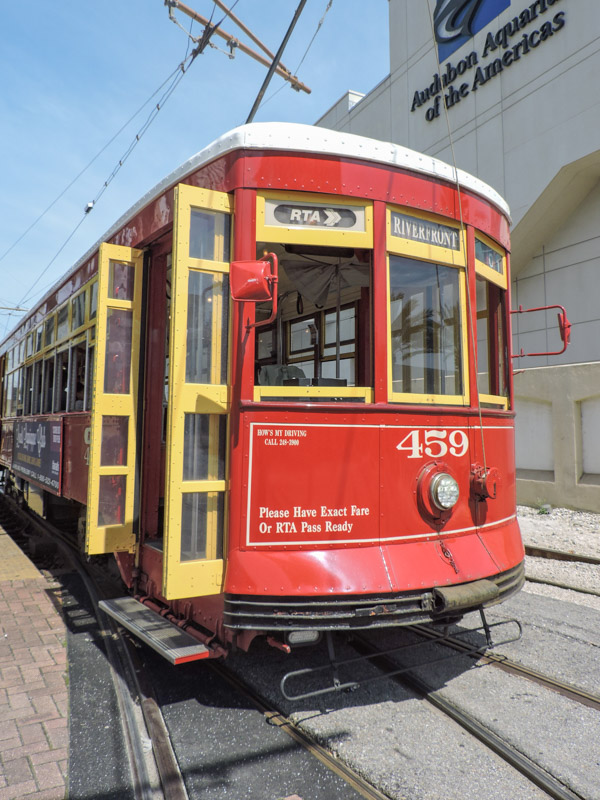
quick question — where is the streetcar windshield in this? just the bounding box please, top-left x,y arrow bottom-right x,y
254,243 -> 372,400
389,255 -> 465,400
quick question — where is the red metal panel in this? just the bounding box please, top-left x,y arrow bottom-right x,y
243,421 -> 380,549
61,414 -> 91,504
239,152 -> 510,249
228,188 -> 259,558
225,407 -> 521,597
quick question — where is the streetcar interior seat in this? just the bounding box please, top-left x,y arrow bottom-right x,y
258,364 -> 306,385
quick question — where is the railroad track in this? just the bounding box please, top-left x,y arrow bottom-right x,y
352,631 -> 597,800
524,545 -> 600,565
407,623 -> 600,712
3,497 -> 597,799
212,661 -> 392,800
524,544 -> 600,597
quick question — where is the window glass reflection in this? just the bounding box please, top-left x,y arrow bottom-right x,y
189,210 -> 230,262
104,309 -> 133,394
180,492 -> 224,561
389,255 -> 463,397
185,272 -> 229,384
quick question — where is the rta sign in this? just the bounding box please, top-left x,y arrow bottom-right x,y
434,0 -> 511,61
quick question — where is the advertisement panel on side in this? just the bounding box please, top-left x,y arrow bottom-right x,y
12,418 -> 62,494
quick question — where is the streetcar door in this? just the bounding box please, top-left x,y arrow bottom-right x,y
163,184 -> 232,600
86,244 -> 144,554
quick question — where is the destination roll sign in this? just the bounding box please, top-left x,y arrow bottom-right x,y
264,199 -> 366,232
391,211 -> 460,250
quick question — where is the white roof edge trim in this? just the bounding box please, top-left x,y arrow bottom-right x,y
2,122 -> 510,347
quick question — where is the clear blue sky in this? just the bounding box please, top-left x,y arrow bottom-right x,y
0,0 -> 389,340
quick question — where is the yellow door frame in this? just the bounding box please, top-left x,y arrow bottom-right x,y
86,243 -> 143,554
163,184 -> 232,600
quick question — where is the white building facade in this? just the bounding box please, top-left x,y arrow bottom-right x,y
318,0 -> 600,511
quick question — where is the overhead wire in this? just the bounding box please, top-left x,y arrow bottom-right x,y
0,60 -> 192,269
425,3 -> 488,475
258,0 -> 333,112
13,10 -> 226,316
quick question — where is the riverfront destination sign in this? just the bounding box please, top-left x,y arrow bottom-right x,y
413,0 -> 567,122
391,212 -> 460,250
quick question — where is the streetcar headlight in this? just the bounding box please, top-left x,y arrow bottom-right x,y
430,473 -> 460,510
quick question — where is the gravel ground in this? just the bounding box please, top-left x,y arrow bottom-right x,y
517,504 -> 600,557
517,505 -> 600,611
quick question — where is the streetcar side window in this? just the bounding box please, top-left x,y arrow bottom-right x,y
23,365 -> 33,416
85,344 -> 94,411
42,357 -> 55,413
68,343 -> 87,411
475,235 -> 509,408
15,369 -> 24,416
4,373 -> 13,417
31,360 -> 42,415
57,305 -> 69,341
56,350 -> 69,412
89,281 -> 98,320
44,315 -> 55,348
71,291 -> 86,331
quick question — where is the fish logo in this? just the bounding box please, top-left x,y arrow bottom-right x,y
433,0 -> 511,61
434,0 -> 485,43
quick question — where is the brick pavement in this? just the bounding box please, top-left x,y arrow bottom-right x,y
0,529 -> 68,800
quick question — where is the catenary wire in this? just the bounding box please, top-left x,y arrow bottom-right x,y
0,60 -> 191,270
426,3 -> 489,475
14,22 -> 222,316
253,0 -> 333,112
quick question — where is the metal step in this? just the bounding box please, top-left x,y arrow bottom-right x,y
99,597 -> 210,665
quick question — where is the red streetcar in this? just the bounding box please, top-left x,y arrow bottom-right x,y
0,123 -> 525,671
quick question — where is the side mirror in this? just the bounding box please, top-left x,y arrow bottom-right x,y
558,309 -> 571,346
510,303 -> 571,357
230,253 -> 278,329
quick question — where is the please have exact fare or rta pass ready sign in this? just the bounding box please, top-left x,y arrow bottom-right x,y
245,422 -> 489,548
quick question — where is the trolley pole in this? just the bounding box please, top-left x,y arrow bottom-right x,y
246,0 -> 308,124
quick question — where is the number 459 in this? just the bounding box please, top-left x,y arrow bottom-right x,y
396,429 -> 468,459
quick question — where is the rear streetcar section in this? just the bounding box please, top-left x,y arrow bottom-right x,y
0,123 -> 524,663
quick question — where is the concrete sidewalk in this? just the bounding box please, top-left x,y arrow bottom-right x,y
0,527 -> 68,800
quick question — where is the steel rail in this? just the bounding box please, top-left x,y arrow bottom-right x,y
409,624 -> 600,711
0,496 -> 188,800
524,544 -> 600,566
353,635 -> 587,800
525,574 -> 600,597
211,662 -> 392,800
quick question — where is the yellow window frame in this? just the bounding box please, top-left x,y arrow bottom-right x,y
256,191 -> 373,249
85,243 -> 143,555
386,253 -> 470,406
475,231 -> 507,289
163,183 -> 232,600
475,260 -> 510,409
